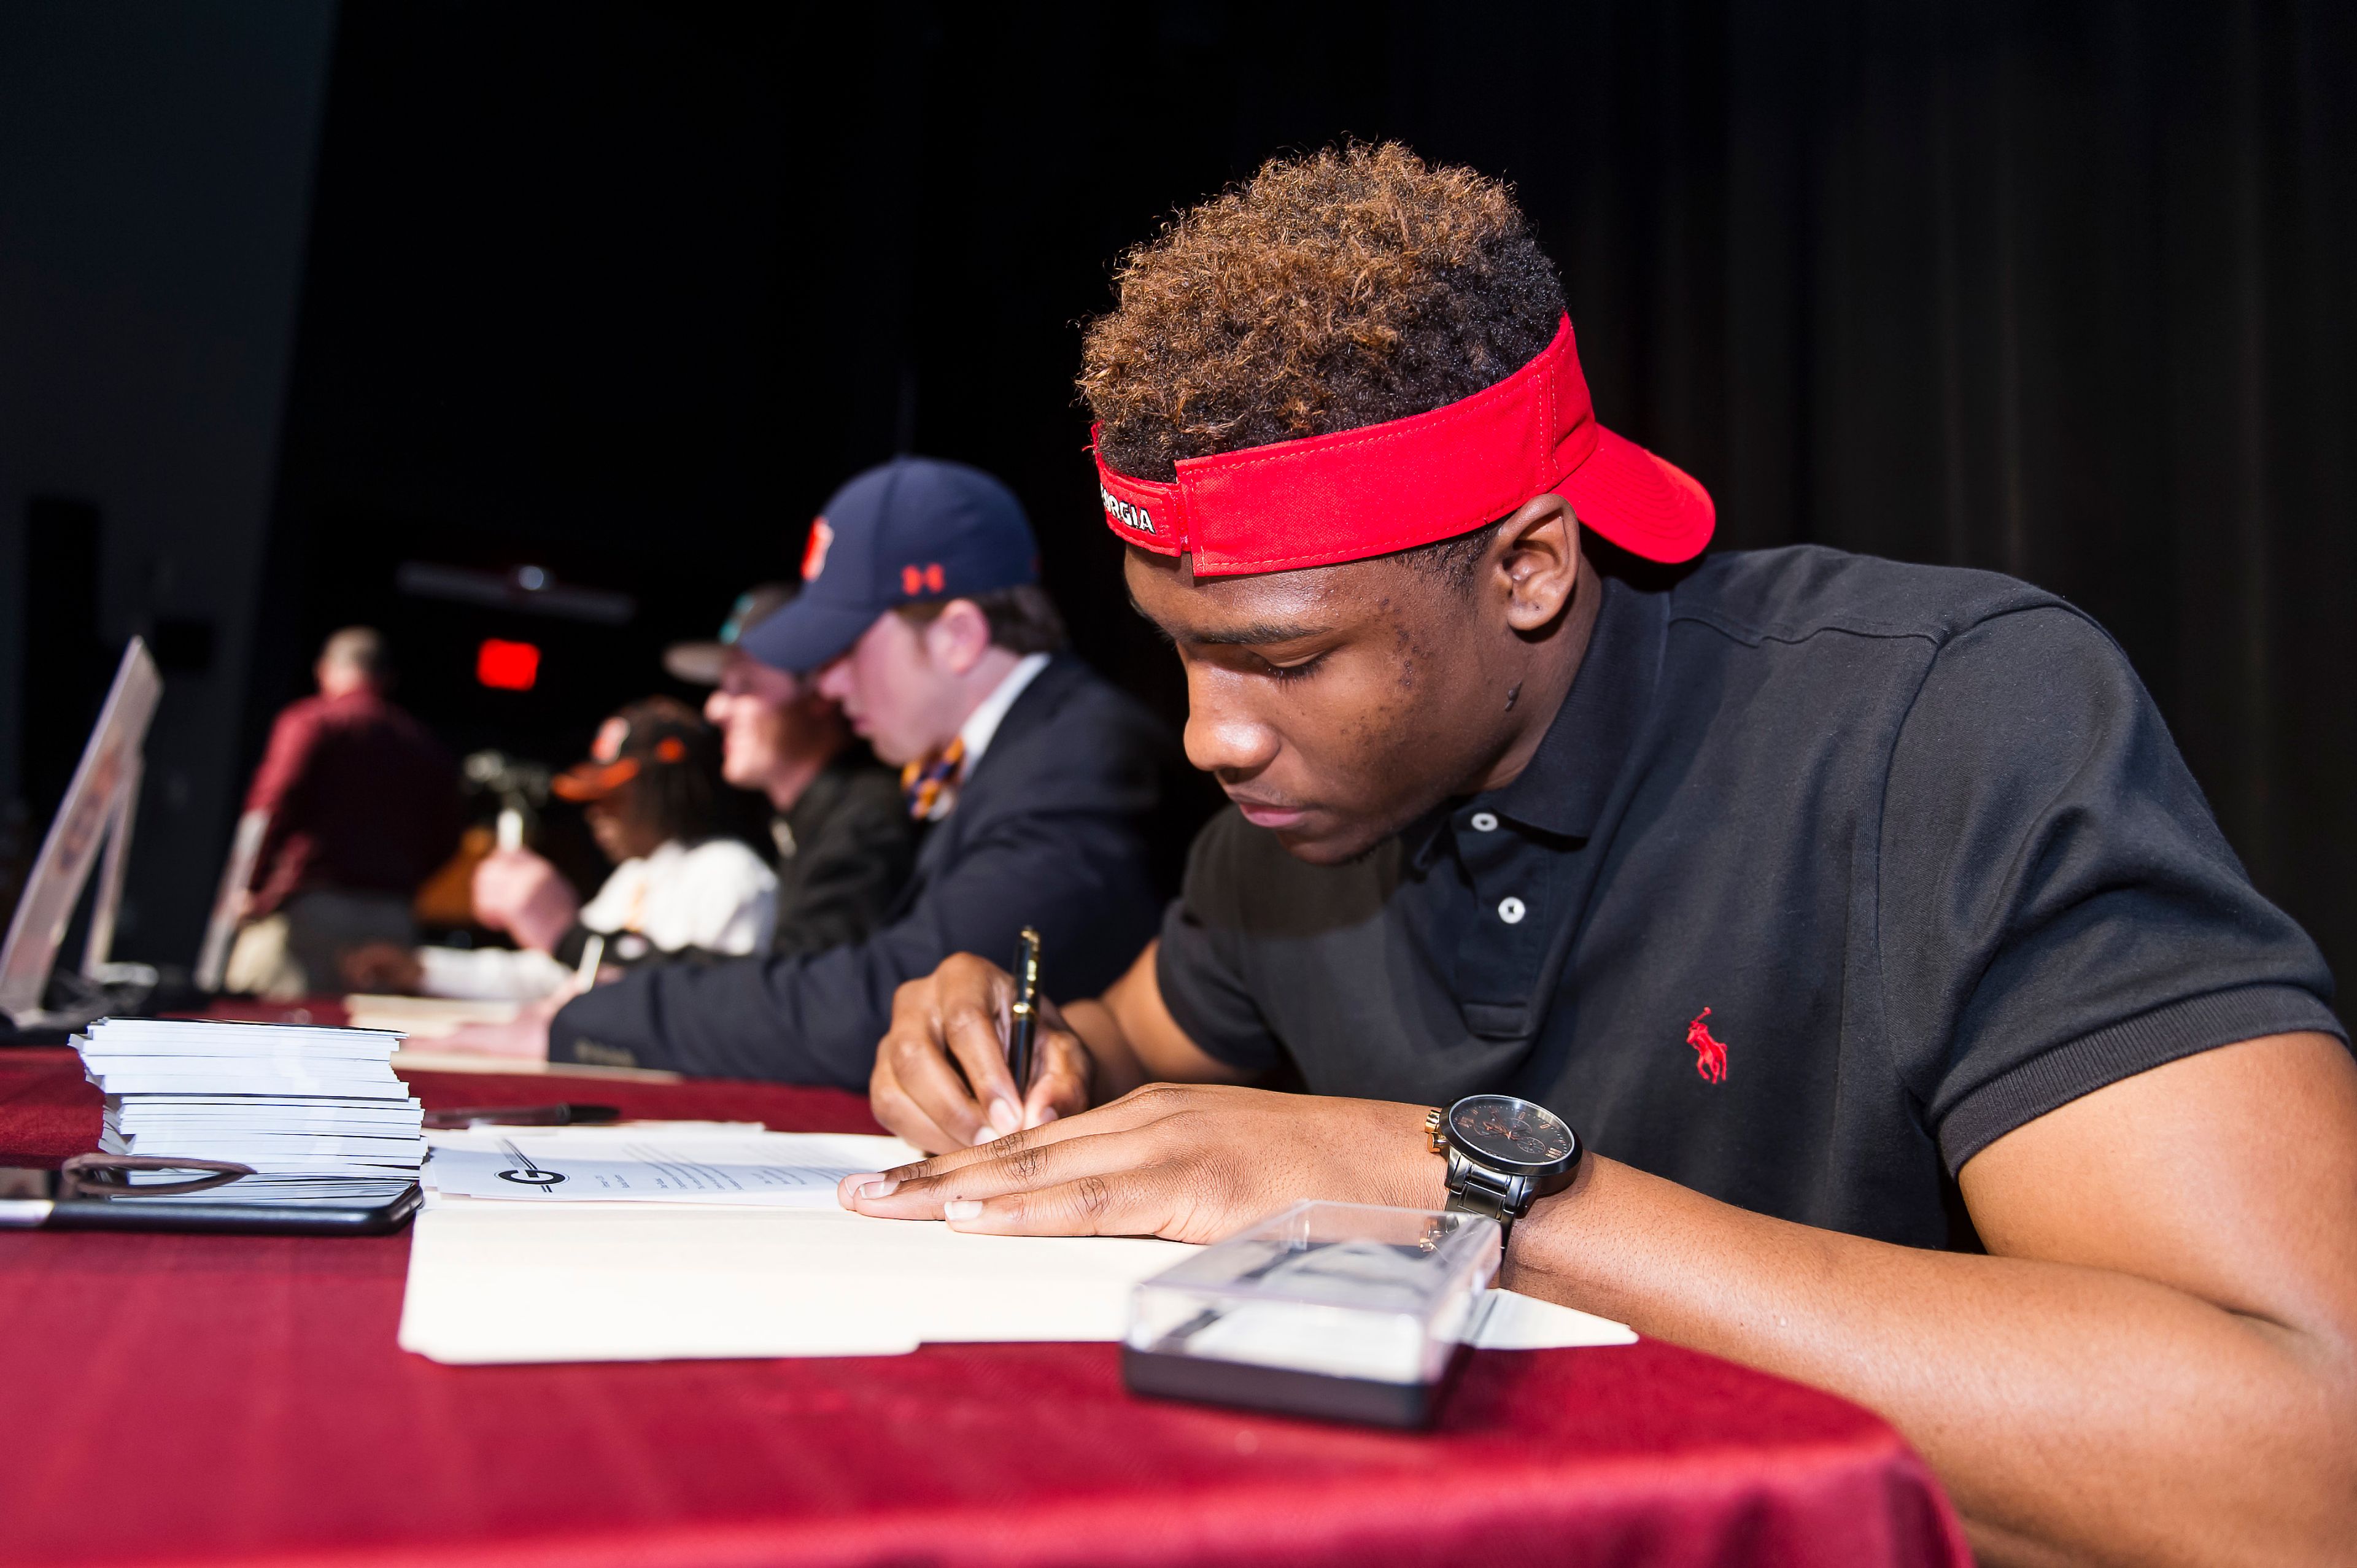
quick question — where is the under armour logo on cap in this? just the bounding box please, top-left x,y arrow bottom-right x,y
802,518 -> 835,582
735,456 -> 1039,675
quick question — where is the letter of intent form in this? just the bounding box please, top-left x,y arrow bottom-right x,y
424,1127 -> 897,1205
398,1124 -> 1633,1365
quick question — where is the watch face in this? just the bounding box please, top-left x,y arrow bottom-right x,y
1449,1095 -> 1577,1173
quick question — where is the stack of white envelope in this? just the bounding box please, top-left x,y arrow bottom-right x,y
77,1016 -> 422,1200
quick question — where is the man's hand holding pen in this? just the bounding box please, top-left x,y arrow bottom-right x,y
854,940 -> 1457,1244
869,952 -> 1094,1151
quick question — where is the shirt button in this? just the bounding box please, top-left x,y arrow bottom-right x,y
1469,811 -> 1500,832
1496,896 -> 1527,924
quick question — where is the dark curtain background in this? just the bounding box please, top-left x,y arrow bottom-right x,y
254,1 -> 2357,983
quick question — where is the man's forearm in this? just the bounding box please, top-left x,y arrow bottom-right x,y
1061,998 -> 1148,1102
555,943 -> 909,1087
854,995 -> 2357,1562
1058,942 -> 1247,1104
1511,1156 -> 2354,1566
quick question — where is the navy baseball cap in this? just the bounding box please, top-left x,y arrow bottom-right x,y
737,457 -> 1040,674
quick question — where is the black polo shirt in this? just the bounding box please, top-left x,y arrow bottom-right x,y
1156,546 -> 2346,1248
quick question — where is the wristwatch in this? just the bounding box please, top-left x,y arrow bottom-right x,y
1426,1094 -> 1582,1243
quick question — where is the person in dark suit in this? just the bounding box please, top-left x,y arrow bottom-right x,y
661,581 -> 915,960
433,457 -> 1170,1098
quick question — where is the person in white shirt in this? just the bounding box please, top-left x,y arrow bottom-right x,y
352,698 -> 775,1000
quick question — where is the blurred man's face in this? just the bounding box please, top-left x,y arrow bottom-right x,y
314,656 -> 375,700
583,792 -> 663,864
812,611 -> 965,767
705,651 -> 818,788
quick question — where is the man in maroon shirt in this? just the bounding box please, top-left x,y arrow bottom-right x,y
223,628 -> 459,998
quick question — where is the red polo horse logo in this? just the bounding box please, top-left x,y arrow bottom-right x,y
1686,1008 -> 1729,1084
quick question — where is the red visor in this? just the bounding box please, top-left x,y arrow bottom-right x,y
1093,315 -> 1713,575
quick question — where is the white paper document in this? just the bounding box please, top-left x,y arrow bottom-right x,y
398,1203 -> 1194,1362
422,1127 -> 904,1206
76,1019 -> 403,1057
399,1154 -> 1636,1365
397,1202 -> 1635,1365
399,1124 -> 1634,1365
84,1072 -> 411,1097
1464,1285 -> 1638,1350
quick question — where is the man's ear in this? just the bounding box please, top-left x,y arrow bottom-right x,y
924,600 -> 996,676
1491,494 -> 1582,634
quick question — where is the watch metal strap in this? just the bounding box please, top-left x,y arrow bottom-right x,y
1451,1164 -> 1516,1216
1442,1149 -> 1524,1240
1430,1108 -> 1528,1240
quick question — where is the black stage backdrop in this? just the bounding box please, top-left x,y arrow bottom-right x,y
253,1 -> 2357,983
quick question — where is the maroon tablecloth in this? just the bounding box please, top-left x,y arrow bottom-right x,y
0,1039 -> 1969,1568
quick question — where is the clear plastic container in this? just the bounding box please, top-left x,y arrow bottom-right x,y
1121,1200 -> 1501,1427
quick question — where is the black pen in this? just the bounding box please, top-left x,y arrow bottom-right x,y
1008,926 -> 1042,1104
420,1103 -> 622,1130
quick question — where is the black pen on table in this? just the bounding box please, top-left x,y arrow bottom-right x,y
420,1103 -> 621,1130
1007,926 -> 1042,1108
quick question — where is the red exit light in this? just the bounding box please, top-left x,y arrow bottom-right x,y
476,638 -> 540,691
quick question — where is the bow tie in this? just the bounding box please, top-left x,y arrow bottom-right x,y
900,737 -> 966,822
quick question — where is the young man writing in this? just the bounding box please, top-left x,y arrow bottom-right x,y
441,457 -> 1172,1089
846,147 -> 2357,1564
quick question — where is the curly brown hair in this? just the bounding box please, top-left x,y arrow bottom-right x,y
1081,143 -> 1566,495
